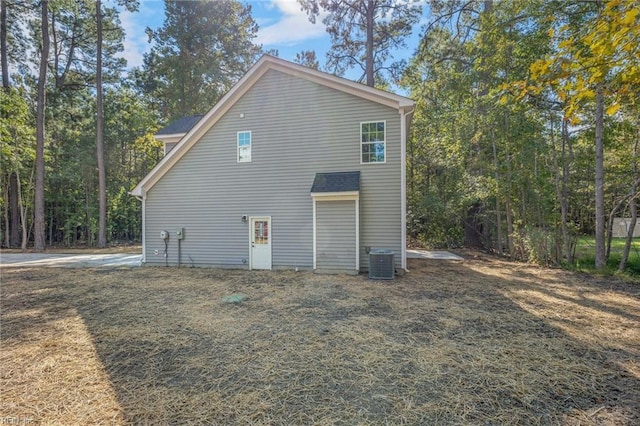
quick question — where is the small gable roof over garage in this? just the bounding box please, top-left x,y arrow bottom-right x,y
130,55 -> 414,198
311,172 -> 361,194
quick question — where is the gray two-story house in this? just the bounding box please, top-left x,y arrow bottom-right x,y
130,55 -> 414,274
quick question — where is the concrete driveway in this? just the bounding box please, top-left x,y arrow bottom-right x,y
1,250 -> 459,268
1,252 -> 142,268
406,249 -> 463,260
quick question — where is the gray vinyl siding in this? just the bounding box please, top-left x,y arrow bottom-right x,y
144,69 -> 402,270
316,200 -> 356,272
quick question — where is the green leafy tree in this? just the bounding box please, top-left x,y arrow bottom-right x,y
1,0 -> 30,89
33,0 -> 50,250
144,0 -> 260,121
1,0 -> 8,89
104,86 -> 161,242
0,87 -> 35,249
96,0 -> 106,247
294,50 -> 320,70
403,0 -> 557,261
96,0 -> 138,247
518,0 -> 640,269
299,0 -> 421,86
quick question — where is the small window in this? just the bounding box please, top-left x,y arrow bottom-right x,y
361,121 -> 385,163
237,131 -> 251,163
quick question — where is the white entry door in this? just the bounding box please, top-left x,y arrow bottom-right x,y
250,217 -> 272,270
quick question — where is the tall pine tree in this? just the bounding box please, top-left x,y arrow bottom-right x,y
143,0 -> 260,121
299,0 -> 421,87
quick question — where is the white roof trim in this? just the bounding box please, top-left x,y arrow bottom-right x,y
310,191 -> 360,199
130,55 -> 415,197
155,133 -> 185,142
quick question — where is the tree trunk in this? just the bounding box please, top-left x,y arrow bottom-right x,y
19,166 -> 32,250
96,0 -> 107,248
2,174 -> 8,247
552,116 -> 573,264
9,172 -> 19,246
1,0 -> 8,90
464,201 -> 484,249
34,0 -> 49,251
365,0 -> 374,87
492,137 -> 502,255
504,147 -> 514,257
1,0 -> 10,247
619,137 -> 639,272
561,118 -> 572,263
594,84 -> 606,269
606,203 -> 615,259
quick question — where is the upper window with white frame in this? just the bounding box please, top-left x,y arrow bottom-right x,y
361,121 -> 385,163
237,131 -> 251,163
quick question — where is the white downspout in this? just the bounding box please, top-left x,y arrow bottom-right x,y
400,107 -> 413,272
355,197 -> 360,272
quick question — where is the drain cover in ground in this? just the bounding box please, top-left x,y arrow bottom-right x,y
221,293 -> 248,304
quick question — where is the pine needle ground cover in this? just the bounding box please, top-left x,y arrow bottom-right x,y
1,255 -> 639,425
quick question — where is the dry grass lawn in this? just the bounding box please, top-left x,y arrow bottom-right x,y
1,253 -> 639,425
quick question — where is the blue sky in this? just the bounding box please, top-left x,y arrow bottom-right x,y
117,0 -> 428,81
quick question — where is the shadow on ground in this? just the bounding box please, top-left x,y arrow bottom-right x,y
1,256 -> 639,424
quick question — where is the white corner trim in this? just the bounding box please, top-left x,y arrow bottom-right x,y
141,194 -> 146,264
312,198 -> 317,270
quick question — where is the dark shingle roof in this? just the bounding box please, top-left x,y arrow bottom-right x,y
156,115 -> 204,135
311,171 -> 360,193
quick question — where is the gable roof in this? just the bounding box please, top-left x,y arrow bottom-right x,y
156,115 -> 204,136
131,55 -> 414,197
311,171 -> 361,193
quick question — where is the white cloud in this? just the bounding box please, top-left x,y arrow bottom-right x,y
256,0 -> 327,46
117,1 -> 162,69
118,11 -> 144,68
117,0 -> 328,66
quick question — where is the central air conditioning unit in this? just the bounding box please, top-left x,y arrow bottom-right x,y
369,249 -> 395,280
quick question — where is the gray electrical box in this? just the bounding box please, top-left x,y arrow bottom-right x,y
160,230 -> 169,240
176,228 -> 185,240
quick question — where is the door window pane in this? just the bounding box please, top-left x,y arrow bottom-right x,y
254,221 -> 268,244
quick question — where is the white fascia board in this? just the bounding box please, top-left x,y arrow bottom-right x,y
310,191 -> 360,200
154,133 -> 184,143
268,59 -> 414,110
130,65 -> 269,198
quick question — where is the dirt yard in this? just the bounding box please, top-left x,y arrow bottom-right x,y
1,254 -> 638,425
